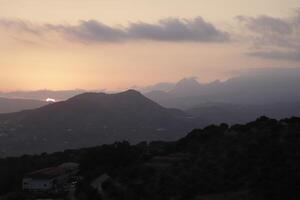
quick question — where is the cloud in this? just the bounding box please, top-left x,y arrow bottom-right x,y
237,9 -> 300,62
0,17 -> 229,43
45,20 -> 127,43
0,19 -> 42,35
127,17 -> 229,42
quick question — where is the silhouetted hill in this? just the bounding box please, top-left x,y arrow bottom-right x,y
0,90 -> 196,156
0,97 -> 48,113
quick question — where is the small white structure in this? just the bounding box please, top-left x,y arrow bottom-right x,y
23,163 -> 79,192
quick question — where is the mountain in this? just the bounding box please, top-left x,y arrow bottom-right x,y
0,97 -> 48,113
145,68 -> 300,109
0,90 -> 196,156
169,77 -> 202,96
144,77 -> 224,109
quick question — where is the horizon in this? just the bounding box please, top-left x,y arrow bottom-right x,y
1,67 -> 300,93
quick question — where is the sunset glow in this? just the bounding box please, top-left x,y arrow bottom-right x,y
46,98 -> 56,103
0,0 -> 299,91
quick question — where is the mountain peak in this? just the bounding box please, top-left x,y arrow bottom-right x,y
169,77 -> 201,97
69,90 -> 142,100
117,89 -> 142,96
40,89 -> 160,113
175,77 -> 201,88
68,92 -> 107,101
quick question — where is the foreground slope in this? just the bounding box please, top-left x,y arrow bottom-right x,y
0,90 -> 196,156
1,117 -> 300,199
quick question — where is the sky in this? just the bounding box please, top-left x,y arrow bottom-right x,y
0,0 -> 300,91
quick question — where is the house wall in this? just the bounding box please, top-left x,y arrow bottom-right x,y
23,178 -> 54,191
22,163 -> 79,192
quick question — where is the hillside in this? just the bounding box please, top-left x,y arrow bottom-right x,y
0,90 -> 196,156
0,116 -> 300,199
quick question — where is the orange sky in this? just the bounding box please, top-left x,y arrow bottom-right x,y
0,0 -> 299,91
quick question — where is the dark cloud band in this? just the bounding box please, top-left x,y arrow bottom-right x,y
0,17 -> 229,43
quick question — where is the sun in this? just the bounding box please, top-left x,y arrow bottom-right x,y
46,98 -> 56,103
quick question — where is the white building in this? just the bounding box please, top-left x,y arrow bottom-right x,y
22,163 -> 79,192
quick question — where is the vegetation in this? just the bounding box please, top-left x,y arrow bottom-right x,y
1,116 -> 300,199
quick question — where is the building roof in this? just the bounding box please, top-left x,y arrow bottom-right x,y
24,163 -> 79,180
24,167 -> 66,179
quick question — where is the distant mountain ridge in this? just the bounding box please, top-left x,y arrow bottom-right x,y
0,89 -> 89,101
186,102 -> 300,125
0,90 -> 196,156
145,68 -> 300,109
0,97 -> 48,113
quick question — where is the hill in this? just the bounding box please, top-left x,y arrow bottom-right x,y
0,90 -> 196,156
